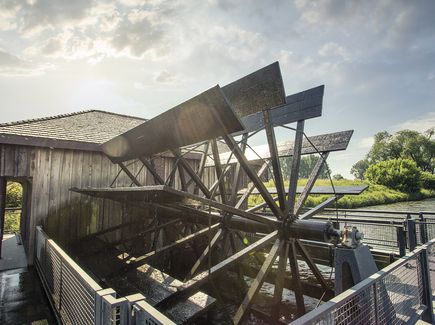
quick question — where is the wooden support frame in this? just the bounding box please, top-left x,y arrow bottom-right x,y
171,149 -> 212,198
186,228 -> 223,279
156,231 -> 278,309
263,109 -> 286,213
233,239 -> 282,324
230,133 -> 249,205
235,161 -> 269,209
295,239 -> 331,292
118,162 -> 142,186
288,239 -> 306,316
211,139 -> 227,204
294,152 -> 329,215
285,120 -> 304,217
299,195 -> 343,219
138,157 -> 164,185
127,223 -> 220,268
223,134 -> 284,219
271,241 -> 289,321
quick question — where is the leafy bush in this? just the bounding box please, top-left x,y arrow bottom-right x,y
6,182 -> 22,207
332,174 -> 344,180
4,212 -> 20,233
365,159 -> 421,193
248,177 -> 435,209
421,172 -> 435,190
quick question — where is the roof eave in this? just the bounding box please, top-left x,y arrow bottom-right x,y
0,133 -> 101,151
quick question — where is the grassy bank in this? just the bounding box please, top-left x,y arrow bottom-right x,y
4,211 -> 20,233
248,179 -> 435,209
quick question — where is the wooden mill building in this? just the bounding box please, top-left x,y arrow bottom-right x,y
0,110 -> 203,263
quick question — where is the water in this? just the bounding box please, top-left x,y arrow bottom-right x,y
359,198 -> 435,213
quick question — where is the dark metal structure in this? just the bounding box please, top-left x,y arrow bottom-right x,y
73,62 -> 367,323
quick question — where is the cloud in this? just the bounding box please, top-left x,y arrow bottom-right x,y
0,1 -> 19,31
393,112 -> 435,133
111,9 -> 168,58
17,0 -> 98,36
294,0 -> 435,51
0,49 -> 52,76
358,137 -> 374,149
318,42 -> 350,61
154,70 -> 175,83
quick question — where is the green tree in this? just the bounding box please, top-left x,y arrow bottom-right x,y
333,174 -> 344,180
351,159 -> 370,179
421,171 -> 435,190
365,159 -> 421,193
351,129 -> 435,178
6,182 -> 22,207
281,154 -> 331,179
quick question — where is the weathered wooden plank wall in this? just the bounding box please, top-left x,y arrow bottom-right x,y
0,143 -> 199,263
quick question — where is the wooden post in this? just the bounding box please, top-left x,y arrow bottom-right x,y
0,177 -> 6,258
285,120 -> 304,216
406,216 -> 417,251
396,226 -> 407,257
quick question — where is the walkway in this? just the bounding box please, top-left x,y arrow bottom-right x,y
0,234 -> 27,271
0,234 -> 56,324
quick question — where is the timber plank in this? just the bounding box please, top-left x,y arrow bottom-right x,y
244,185 -> 368,196
101,86 -> 244,162
206,130 -> 354,166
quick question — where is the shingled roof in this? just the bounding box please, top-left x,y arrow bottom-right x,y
0,110 -> 146,151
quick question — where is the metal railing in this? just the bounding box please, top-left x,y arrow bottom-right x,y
35,226 -> 175,325
312,209 -> 435,256
291,239 -> 435,324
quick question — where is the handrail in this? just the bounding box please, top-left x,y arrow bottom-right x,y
291,238 -> 435,324
34,226 -> 175,325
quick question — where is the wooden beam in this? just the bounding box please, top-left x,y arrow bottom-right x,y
299,195 -> 343,219
171,149 -> 212,198
294,152 -> 329,215
118,162 -> 142,186
233,239 -> 282,324
186,228 -> 223,279
295,239 -> 331,292
206,130 -> 353,166
222,61 -> 285,119
263,109 -> 286,212
208,164 -> 232,196
177,164 -> 188,191
271,241 -> 289,322
128,223 -> 220,268
102,85 -> 244,162
230,133 -> 249,205
211,139 -> 227,204
241,184 -> 368,195
288,239 -> 305,316
223,134 -> 284,219
156,231 -> 279,308
80,219 -> 144,240
285,120 -> 304,217
85,219 -> 182,257
139,157 -> 164,185
235,161 -> 269,209
238,85 -> 324,134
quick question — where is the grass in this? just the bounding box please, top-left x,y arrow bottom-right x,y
248,178 -> 435,209
4,211 -> 20,233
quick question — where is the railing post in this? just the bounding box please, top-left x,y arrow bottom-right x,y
420,246 -> 434,323
372,282 -> 379,325
406,215 -> 417,251
396,226 -> 406,257
419,212 -> 428,244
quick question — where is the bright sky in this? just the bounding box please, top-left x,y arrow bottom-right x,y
0,0 -> 434,177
